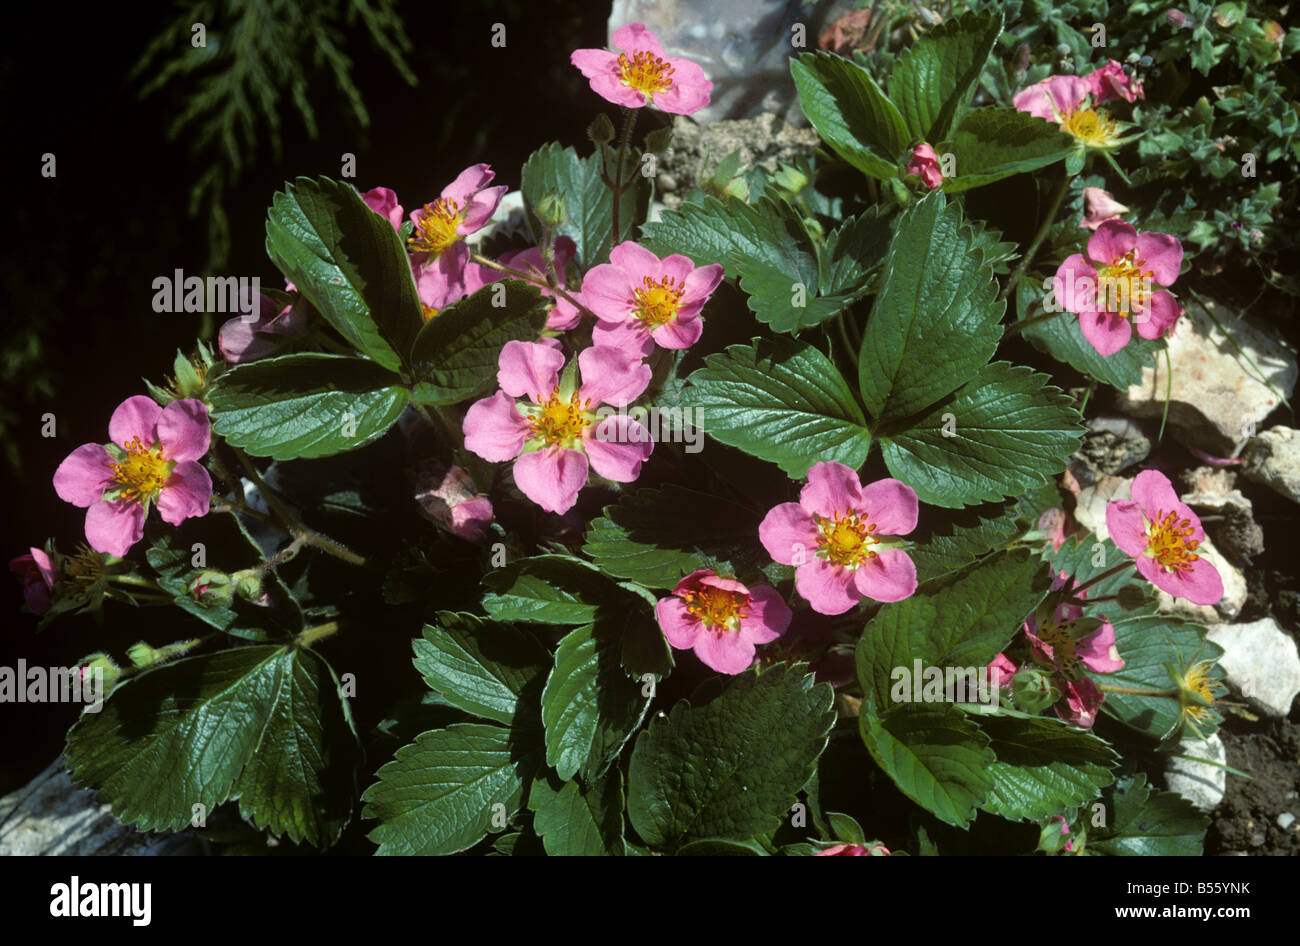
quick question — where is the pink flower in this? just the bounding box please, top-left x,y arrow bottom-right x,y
498,237 -> 583,331
1079,187 -> 1129,231
362,186 -> 404,230
905,143 -> 943,190
1022,571 -> 1124,729
10,547 -> 55,615
1105,470 -> 1224,606
1048,814 -> 1075,853
816,843 -> 890,856
53,397 -> 213,557
462,341 -> 653,514
654,569 -> 791,674
1037,507 -> 1069,552
571,23 -> 712,115
408,164 -> 508,305
1083,60 -> 1143,105
583,241 -> 724,355
415,464 -> 494,541
1012,74 -> 1122,148
1052,219 -> 1183,356
758,462 -> 918,616
988,652 -> 1018,689
218,291 -> 310,364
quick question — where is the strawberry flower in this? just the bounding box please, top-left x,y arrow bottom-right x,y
1053,219 -> 1183,356
1079,186 -> 1129,231
498,237 -> 583,331
759,462 -> 918,615
1013,65 -> 1137,150
11,547 -> 56,615
584,241 -> 724,354
53,396 -> 212,557
571,23 -> 712,115
1105,470 -> 1224,606
905,142 -> 943,190
463,341 -> 653,514
362,186 -> 404,230
655,569 -> 792,674
1083,60 -> 1143,105
407,164 -> 508,306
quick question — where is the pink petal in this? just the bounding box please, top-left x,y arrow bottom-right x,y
858,478 -> 919,536
460,185 -> 508,235
1057,678 -> 1103,729
1130,469 -> 1181,520
1079,309 -> 1132,356
1044,75 -> 1089,116
649,313 -> 703,349
655,58 -> 712,115
657,254 -> 696,286
799,461 -> 863,519
609,241 -> 661,278
362,186 -> 404,230
1133,290 -> 1180,339
1135,231 -> 1183,286
577,345 -> 651,406
693,629 -> 756,675
592,318 -> 654,356
1136,554 -> 1224,606
108,395 -> 161,449
85,499 -> 145,558
853,549 -> 917,603
218,316 -> 277,364
1077,622 -> 1125,673
157,399 -> 210,462
590,73 -> 650,109
1054,254 -> 1098,314
1105,498 -> 1150,558
441,163 -> 496,207
53,443 -> 114,507
612,22 -> 666,59
759,502 -> 819,566
795,559 -> 860,615
448,497 -> 494,541
740,585 -> 792,644
581,263 -> 635,323
570,47 -> 621,79
1012,81 -> 1061,121
156,460 -> 212,526
697,572 -> 750,596
656,596 -> 701,649
1087,220 -> 1138,266
512,447 -> 588,514
584,416 -> 653,482
463,392 -> 531,462
678,262 -> 725,315
546,296 -> 582,332
498,340 -> 564,402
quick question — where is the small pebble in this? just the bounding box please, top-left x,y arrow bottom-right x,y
1251,832 -> 1267,846
1278,812 -> 1296,830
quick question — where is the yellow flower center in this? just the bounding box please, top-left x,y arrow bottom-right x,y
110,437 -> 172,505
1181,662 -> 1222,724
618,49 -> 675,99
68,544 -> 102,583
632,275 -> 685,328
1146,509 -> 1200,572
682,585 -> 747,631
407,198 -> 463,256
421,303 -> 440,322
1096,250 -> 1154,318
815,512 -> 878,568
529,388 -> 593,448
1060,105 -> 1119,147
1035,619 -> 1080,671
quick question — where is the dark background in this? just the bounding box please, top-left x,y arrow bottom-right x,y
0,0 -> 608,794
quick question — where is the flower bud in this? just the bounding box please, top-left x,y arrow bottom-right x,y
231,568 -> 264,601
536,190 -> 568,229
1012,666 -> 1059,713
192,569 -> 232,604
587,113 -> 616,146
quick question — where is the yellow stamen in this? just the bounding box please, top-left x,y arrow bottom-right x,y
407,198 -> 463,256
110,437 -> 172,505
529,387 -> 592,448
1060,105 -> 1119,147
632,275 -> 685,328
421,303 -> 440,322
618,50 -> 674,99
815,512 -> 878,568
1035,619 -> 1080,672
1146,509 -> 1200,573
1096,249 -> 1155,318
681,585 -> 747,632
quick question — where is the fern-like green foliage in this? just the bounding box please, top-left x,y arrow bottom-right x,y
133,0 -> 417,268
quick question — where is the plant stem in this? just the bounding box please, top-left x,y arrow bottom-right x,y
610,106 -> 639,244
295,620 -> 341,648
1004,306 -> 1069,337
998,169 -> 1070,304
1098,683 -> 1178,697
1070,561 -> 1135,597
470,252 -> 598,321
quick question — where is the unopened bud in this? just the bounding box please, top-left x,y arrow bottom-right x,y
537,190 -> 568,229
587,113 -> 615,146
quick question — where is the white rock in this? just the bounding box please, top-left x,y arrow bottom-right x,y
1164,735 -> 1226,813
1278,812 -> 1296,830
1116,297 -> 1297,457
608,0 -> 856,125
1206,617 -> 1300,717
1242,425 -> 1300,506
1073,473 -> 1246,622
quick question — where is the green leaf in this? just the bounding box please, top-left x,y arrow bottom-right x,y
686,338 -> 871,478
541,623 -> 649,781
856,549 -> 1051,706
858,193 -> 1004,422
858,703 -> 994,828
818,207 -> 894,297
879,362 -> 1084,508
977,715 -> 1117,821
409,280 -> 550,405
66,645 -> 359,848
265,176 -> 420,371
528,770 -> 625,856
520,142 -> 641,269
676,838 -> 768,855
412,612 -> 550,725
909,501 -> 1021,586
1100,614 -> 1223,740
890,11 -> 1002,142
482,554 -> 629,625
209,353 -> 409,460
791,52 -> 910,179
582,485 -> 763,588
944,109 -> 1076,192
363,722 -> 543,855
1019,285 -> 1165,391
627,664 -> 834,851
1090,774 -> 1208,856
